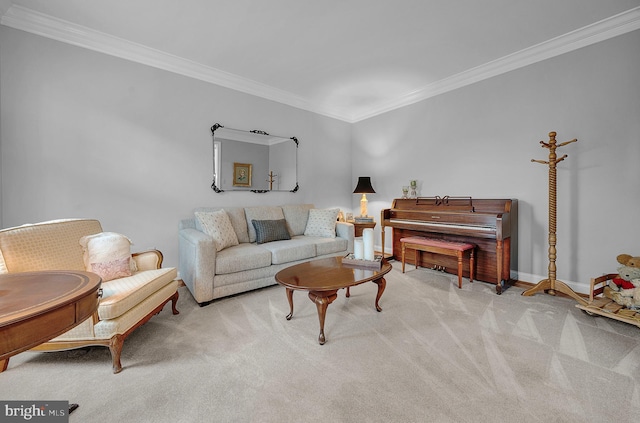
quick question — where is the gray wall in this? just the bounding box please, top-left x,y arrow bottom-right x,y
0,26 -> 352,269
1,24 -> 638,292
352,30 -> 640,291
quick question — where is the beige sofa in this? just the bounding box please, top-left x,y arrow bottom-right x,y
179,204 -> 354,305
0,219 -> 179,373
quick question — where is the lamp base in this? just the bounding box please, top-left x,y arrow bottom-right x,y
360,194 -> 368,218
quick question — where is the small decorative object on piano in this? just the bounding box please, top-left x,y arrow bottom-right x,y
342,253 -> 383,269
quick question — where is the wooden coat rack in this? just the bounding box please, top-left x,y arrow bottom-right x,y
522,132 -> 587,306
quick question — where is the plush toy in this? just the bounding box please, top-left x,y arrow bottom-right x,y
610,254 -> 640,292
606,254 -> 640,308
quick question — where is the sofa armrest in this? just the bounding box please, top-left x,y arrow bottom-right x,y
132,250 -> 164,271
178,228 -> 216,303
336,221 -> 355,254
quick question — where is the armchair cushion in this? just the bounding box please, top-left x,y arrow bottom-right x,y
79,232 -> 135,281
98,267 -> 177,320
0,218 -> 101,272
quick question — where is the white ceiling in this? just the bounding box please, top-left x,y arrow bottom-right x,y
2,0 -> 640,122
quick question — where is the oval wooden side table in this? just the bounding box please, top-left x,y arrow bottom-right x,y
0,270 -> 102,372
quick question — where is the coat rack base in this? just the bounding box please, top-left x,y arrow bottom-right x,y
522,278 -> 588,306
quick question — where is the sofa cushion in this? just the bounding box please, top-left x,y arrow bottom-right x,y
281,204 -> 314,236
308,236 -> 349,256
195,210 -> 239,252
304,208 -> 339,238
98,267 -> 177,320
79,232 -> 134,282
259,238 -> 316,264
252,219 -> 291,244
244,206 -> 285,243
222,207 -> 250,244
215,243 -> 272,274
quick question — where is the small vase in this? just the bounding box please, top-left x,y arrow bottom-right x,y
402,187 -> 409,199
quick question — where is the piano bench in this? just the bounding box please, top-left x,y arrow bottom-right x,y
400,237 -> 475,289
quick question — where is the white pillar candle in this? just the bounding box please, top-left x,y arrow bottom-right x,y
363,228 -> 375,261
354,238 -> 364,260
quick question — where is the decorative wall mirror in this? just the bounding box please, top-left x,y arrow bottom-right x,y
211,123 -> 299,193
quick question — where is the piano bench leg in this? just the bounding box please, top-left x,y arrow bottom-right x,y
457,253 -> 463,289
457,248 -> 475,288
401,240 -> 475,289
470,249 -> 475,283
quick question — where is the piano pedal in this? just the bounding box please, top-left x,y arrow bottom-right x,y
431,265 -> 446,272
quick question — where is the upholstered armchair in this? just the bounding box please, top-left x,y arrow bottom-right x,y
0,219 -> 179,373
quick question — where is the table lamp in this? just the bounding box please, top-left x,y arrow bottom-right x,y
353,177 -> 376,217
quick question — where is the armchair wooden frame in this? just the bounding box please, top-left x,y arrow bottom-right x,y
29,250 -> 179,374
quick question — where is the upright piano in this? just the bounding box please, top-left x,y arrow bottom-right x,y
381,197 -> 517,294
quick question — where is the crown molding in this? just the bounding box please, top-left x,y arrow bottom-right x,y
0,5 -> 349,121
2,5 -> 639,124
352,6 -> 640,122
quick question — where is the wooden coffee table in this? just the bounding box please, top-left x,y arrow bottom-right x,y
275,256 -> 392,345
0,271 -> 102,372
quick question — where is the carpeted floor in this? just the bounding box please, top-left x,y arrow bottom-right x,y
3,263 -> 640,422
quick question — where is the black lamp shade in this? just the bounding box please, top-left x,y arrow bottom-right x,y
353,177 -> 376,194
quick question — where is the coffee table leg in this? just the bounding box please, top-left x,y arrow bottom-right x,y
373,277 -> 386,312
285,288 -> 294,320
308,290 -> 337,345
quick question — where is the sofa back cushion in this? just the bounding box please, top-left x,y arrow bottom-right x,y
0,219 -> 103,273
281,204 -> 314,236
244,206 -> 285,243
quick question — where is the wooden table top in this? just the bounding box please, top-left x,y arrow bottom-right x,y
275,256 -> 392,291
0,270 -> 102,365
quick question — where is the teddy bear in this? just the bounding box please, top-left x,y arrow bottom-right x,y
606,254 -> 640,308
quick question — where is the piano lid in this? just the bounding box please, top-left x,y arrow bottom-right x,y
387,197 -> 512,215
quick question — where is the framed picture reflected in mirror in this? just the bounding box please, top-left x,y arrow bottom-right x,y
233,163 -> 252,187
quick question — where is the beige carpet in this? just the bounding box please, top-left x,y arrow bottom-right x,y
3,262 -> 640,422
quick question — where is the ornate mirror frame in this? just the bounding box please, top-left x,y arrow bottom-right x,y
211,123 -> 299,193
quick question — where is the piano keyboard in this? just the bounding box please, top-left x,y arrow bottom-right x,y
388,219 -> 495,232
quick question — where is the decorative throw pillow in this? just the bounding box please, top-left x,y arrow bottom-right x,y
304,208 -> 340,238
79,232 -> 134,282
195,210 -> 239,252
244,206 -> 285,243
251,219 -> 291,244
